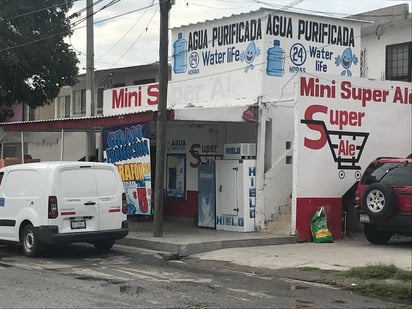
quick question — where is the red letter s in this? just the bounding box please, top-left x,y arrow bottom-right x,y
303,105 -> 327,150
147,84 -> 159,105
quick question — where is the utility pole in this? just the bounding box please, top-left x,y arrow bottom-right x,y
86,0 -> 96,160
153,0 -> 171,237
86,0 -> 95,116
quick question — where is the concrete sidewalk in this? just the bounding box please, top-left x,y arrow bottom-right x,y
117,219 -> 296,257
192,236 -> 412,271
117,220 -> 412,271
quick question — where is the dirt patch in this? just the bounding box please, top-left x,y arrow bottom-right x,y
186,258 -> 411,306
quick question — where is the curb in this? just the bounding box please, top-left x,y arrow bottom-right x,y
117,235 -> 297,257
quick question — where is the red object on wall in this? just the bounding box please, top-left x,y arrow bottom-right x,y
296,197 -> 343,241
165,191 -> 198,219
242,106 -> 257,122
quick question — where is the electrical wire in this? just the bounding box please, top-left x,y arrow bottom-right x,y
62,0 -> 123,58
0,0 -> 83,23
184,2 -> 257,10
203,0 -> 257,3
69,36 -> 84,56
70,0 -> 121,27
68,1 -> 160,65
2,0 -> 408,54
2,0 -> 409,76
255,0 -> 409,18
0,0 -> 145,54
109,5 -> 159,68
70,0 -> 106,18
92,1 -> 158,24
95,7 -> 150,61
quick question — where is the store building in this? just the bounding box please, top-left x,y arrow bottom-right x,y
1,5 -> 411,240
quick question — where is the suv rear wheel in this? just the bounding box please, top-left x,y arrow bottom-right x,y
364,224 -> 392,244
363,183 -> 396,219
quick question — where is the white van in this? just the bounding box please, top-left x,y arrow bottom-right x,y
0,161 -> 128,257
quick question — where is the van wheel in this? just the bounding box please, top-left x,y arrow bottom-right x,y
93,240 -> 114,253
21,224 -> 40,257
364,224 -> 392,244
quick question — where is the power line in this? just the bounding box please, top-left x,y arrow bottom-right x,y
92,1 -> 158,24
71,0 -> 121,27
2,0 -> 408,73
95,6 -> 151,61
70,1 -> 161,66
185,1 -> 257,10
109,5 -> 159,68
0,1 -> 154,54
70,0 -> 107,18
0,0 -> 83,23
256,0 -> 360,18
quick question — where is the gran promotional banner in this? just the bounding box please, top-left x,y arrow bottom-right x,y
102,124 -> 152,215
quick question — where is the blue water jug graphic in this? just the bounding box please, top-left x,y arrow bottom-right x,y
173,32 -> 187,74
266,40 -> 285,77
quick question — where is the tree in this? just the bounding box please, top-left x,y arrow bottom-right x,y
0,0 -> 79,121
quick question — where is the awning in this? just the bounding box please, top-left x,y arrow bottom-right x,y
0,110 -> 175,161
1,111 -> 160,132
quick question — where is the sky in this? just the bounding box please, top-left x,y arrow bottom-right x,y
68,0 -> 412,74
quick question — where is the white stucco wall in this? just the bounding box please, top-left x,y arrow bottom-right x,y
261,101 -> 295,220
361,16 -> 412,80
27,132 -> 94,161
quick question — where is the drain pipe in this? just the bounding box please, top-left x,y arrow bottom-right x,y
255,96 -> 266,231
0,134 -> 5,159
21,131 -> 24,163
60,128 -> 64,161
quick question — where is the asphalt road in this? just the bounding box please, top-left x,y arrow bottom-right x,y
0,241 -> 410,308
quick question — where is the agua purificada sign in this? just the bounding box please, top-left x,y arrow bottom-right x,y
169,8 -> 362,108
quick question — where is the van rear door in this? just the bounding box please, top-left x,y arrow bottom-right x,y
57,166 -> 99,233
94,167 -> 124,230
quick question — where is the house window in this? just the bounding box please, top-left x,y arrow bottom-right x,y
360,48 -> 366,78
57,95 -> 70,118
133,78 -> 155,85
386,42 -> 412,82
112,82 -> 125,88
73,89 -> 86,116
24,105 -> 35,121
97,87 -> 104,115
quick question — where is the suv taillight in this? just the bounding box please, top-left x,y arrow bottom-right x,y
48,196 -> 58,219
122,193 -> 127,214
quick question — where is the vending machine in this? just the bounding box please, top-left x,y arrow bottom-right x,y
198,164 -> 216,228
215,143 -> 256,232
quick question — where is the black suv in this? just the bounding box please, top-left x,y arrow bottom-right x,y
355,157 -> 412,244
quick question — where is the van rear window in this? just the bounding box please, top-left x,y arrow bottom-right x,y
59,169 -> 119,197
60,169 -> 97,197
95,169 -> 120,196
